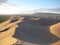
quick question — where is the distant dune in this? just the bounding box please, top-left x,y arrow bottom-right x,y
0,14 -> 60,45
28,13 -> 60,17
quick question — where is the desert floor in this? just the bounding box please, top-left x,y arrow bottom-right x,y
0,16 -> 60,45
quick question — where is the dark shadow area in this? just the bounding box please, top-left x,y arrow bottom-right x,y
10,17 -> 20,23
0,17 -> 18,33
13,19 -> 59,44
0,15 -> 10,23
0,28 -> 9,32
28,18 -> 60,26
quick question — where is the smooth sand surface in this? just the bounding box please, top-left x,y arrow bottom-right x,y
0,19 -> 11,28
0,25 -> 18,40
0,25 -> 18,45
0,17 -> 60,45
0,17 -> 24,31
50,23 -> 60,45
50,23 -> 60,38
0,17 -> 24,45
0,34 -> 17,45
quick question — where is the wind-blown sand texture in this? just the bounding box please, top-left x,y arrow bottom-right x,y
50,23 -> 60,38
50,23 -> 60,45
0,19 -> 11,27
0,17 -> 24,45
0,16 -> 60,45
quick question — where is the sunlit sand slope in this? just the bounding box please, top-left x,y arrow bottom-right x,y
0,19 -> 11,27
0,25 -> 18,45
50,23 -> 60,38
0,17 -> 24,45
50,23 -> 60,45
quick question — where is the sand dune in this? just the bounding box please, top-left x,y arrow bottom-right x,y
0,16 -> 60,45
50,22 -> 60,38
0,19 -> 11,27
49,23 -> 60,45
0,17 -> 24,32
0,17 -> 24,45
0,35 -> 17,45
13,19 -> 60,45
0,23 -> 18,45
0,25 -> 18,40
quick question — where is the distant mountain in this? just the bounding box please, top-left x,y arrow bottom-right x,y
0,8 -> 60,15
30,8 -> 60,14
28,13 -> 60,17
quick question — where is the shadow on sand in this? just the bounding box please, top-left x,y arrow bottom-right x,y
13,19 -> 59,45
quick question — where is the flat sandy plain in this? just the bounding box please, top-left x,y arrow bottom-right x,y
0,14 -> 60,45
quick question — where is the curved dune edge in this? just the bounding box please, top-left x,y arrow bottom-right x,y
0,25 -> 18,45
0,17 -> 24,45
0,19 -> 11,28
49,23 -> 60,45
0,35 -> 17,45
0,17 -> 24,31
50,22 -> 60,38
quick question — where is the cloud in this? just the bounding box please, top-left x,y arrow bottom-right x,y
0,3 -> 22,14
30,8 -> 60,14
0,3 -> 36,14
0,0 -> 59,14
0,0 -> 37,14
0,0 -> 7,4
0,3 -> 60,14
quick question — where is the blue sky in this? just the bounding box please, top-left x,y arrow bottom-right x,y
8,0 -> 60,9
0,0 -> 60,14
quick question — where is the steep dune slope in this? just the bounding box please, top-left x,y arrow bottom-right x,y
50,23 -> 60,38
0,17 -> 24,45
50,23 -> 60,45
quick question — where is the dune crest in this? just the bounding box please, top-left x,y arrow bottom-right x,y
50,22 -> 60,38
0,17 -> 24,45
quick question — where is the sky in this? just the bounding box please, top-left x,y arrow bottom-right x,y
8,0 -> 60,8
0,0 -> 60,14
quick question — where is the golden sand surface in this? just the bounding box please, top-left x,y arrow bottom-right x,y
0,25 -> 18,45
0,19 -> 11,27
0,17 -> 24,31
0,17 -> 24,45
50,23 -> 60,45
50,22 -> 60,38
1,17 -> 60,45
0,25 -> 18,40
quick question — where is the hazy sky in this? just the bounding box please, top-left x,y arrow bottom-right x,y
0,0 -> 60,14
8,0 -> 60,8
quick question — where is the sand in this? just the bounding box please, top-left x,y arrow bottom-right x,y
50,23 -> 60,45
0,17 -> 24,45
12,19 -> 60,45
0,16 -> 60,45
50,23 -> 60,38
